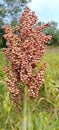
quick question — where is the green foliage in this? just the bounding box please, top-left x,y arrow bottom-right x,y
45,22 -> 58,45
0,28 -> 6,48
0,0 -> 31,49
44,21 -> 59,45
0,46 -> 59,130
38,21 -> 59,45
0,0 -> 31,28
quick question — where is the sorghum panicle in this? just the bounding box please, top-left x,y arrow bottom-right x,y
2,6 -> 51,105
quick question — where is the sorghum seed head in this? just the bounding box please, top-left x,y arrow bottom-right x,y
2,6 -> 51,105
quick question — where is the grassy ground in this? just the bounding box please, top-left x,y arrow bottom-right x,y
0,46 -> 59,130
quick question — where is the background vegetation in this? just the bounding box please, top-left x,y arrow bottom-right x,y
0,0 -> 59,129
0,46 -> 59,130
0,1 -> 59,48
37,21 -> 59,46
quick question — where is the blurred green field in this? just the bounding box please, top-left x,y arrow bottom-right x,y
0,46 -> 59,130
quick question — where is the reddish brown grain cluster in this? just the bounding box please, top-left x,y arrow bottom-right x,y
2,7 -> 51,104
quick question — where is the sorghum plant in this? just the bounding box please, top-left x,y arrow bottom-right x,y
2,7 -> 51,108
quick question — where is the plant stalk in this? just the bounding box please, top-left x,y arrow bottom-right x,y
22,86 -> 28,130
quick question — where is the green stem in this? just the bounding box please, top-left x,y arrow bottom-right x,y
22,86 -> 28,130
